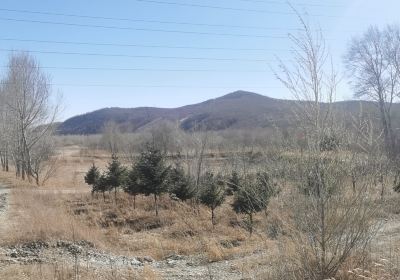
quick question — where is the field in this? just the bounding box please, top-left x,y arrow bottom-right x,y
1,139 -> 400,280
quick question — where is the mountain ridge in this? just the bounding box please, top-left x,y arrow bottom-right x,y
57,90 -> 393,135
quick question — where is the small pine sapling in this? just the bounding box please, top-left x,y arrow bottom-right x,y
124,166 -> 142,209
135,143 -> 170,216
105,154 -> 127,202
168,165 -> 196,202
84,163 -> 100,195
232,172 -> 279,235
199,172 -> 225,226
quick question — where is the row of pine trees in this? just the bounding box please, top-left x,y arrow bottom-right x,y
84,143 -> 279,233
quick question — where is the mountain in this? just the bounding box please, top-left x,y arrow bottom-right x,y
56,90 -> 396,135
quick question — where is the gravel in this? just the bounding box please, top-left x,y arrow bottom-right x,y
0,239 -> 263,279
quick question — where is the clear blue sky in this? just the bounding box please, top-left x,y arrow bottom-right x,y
0,0 -> 399,120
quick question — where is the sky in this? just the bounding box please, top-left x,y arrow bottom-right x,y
0,0 -> 399,120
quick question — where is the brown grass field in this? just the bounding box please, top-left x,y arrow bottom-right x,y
1,144 -> 400,279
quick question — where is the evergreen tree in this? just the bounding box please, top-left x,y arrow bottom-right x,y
135,143 -> 170,216
95,173 -> 109,201
226,170 -> 241,195
319,134 -> 340,152
105,154 -> 127,201
394,181 -> 400,193
199,172 -> 225,226
232,172 -> 279,235
124,166 -> 142,209
168,165 -> 196,202
301,162 -> 337,197
84,163 -> 100,194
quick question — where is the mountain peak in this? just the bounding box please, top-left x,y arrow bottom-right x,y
218,90 -> 267,100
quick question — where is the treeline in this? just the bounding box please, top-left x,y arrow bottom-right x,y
0,53 -> 59,185
85,143 -> 279,233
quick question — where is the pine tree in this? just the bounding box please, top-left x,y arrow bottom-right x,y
232,172 -> 279,235
168,165 -> 196,202
105,154 -> 126,202
95,173 -> 109,201
124,166 -> 142,209
199,172 -> 225,226
226,170 -> 241,195
301,162 -> 336,197
84,163 -> 100,194
135,143 -> 170,216
394,182 -> 400,193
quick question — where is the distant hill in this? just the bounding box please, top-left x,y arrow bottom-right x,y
57,90 -> 400,135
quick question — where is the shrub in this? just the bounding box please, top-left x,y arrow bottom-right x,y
320,134 -> 340,152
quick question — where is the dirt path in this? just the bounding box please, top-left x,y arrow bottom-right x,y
0,183 -> 9,240
0,238 -> 266,279
0,183 -> 10,266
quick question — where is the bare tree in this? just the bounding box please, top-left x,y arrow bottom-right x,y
0,84 -> 11,172
100,121 -> 123,155
275,18 -> 340,152
2,52 -> 60,184
193,131 -> 209,194
30,131 -> 59,185
345,25 -> 400,157
291,156 -> 379,279
275,15 -> 380,279
150,120 -> 183,155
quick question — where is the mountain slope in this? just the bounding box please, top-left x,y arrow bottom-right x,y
57,90 -> 395,135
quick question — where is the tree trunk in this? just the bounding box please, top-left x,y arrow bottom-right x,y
211,208 -> 215,227
21,162 -> 25,180
154,194 -> 159,216
16,160 -> 20,178
249,213 -> 253,236
320,197 -> 327,279
378,100 -> 395,157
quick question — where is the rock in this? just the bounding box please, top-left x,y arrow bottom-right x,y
56,240 -> 82,255
130,258 -> 142,266
220,240 -> 241,249
166,259 -> 178,267
166,254 -> 185,261
76,240 -> 95,248
138,256 -> 154,263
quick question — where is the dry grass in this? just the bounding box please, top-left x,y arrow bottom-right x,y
3,145 -> 400,279
0,262 -> 156,280
0,145 -> 278,263
1,188 -> 106,248
64,191 -> 273,260
45,145 -> 110,190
